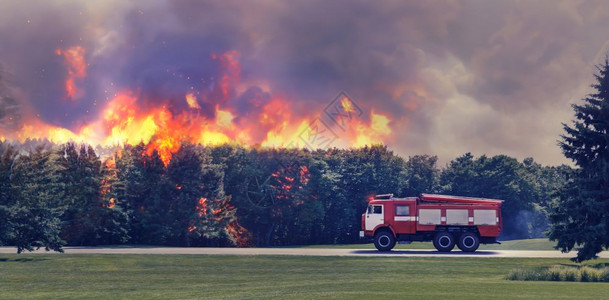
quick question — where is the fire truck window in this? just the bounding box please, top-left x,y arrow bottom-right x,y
396,205 -> 410,216
373,205 -> 382,214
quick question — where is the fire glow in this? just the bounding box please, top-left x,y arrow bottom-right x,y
2,48 -> 394,166
55,46 -> 87,99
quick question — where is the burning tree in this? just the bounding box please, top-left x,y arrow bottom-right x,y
115,143 -> 173,245
94,156 -> 130,244
59,143 -> 129,245
166,142 -> 237,246
230,148 -> 323,246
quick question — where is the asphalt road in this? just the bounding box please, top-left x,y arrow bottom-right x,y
1,246 -> 608,258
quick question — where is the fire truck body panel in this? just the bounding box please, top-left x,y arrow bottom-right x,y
361,194 -> 503,252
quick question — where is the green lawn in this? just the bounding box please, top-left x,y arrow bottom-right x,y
303,238 -> 557,250
1,254 -> 607,299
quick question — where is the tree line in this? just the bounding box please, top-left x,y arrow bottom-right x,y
0,140 -> 571,252
2,59 -> 608,261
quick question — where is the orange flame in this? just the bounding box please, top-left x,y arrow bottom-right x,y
341,96 -> 356,113
196,197 -> 208,217
1,48 -> 396,166
211,50 -> 241,102
270,164 -> 311,204
226,221 -> 253,247
186,93 -> 200,109
56,46 -> 86,99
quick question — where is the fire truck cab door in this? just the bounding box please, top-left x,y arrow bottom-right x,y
365,204 -> 384,231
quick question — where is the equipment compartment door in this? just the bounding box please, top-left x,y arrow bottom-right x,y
393,204 -> 414,234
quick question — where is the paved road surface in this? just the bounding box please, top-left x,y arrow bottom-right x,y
1,246 -> 608,258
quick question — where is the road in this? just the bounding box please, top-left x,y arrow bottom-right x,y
1,246 -> 608,258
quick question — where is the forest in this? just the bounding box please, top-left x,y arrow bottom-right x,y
0,140 -> 572,252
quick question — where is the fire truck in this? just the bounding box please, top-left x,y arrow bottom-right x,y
360,194 -> 503,252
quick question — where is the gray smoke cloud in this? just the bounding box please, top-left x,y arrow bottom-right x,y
0,68 -> 24,132
2,0 -> 609,165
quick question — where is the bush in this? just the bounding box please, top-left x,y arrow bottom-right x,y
507,265 -> 609,282
601,268 -> 609,282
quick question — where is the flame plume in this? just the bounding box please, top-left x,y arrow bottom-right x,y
1,49 -> 394,166
55,46 -> 87,99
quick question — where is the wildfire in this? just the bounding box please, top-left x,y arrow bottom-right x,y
341,96 -> 356,113
215,105 -> 234,129
56,46 -> 86,99
371,111 -> 391,135
271,164 -> 311,203
0,48 -> 396,166
226,221 -> 253,247
0,42 -> 404,250
186,93 -> 200,109
211,50 -> 241,102
196,197 -> 208,217
108,198 -> 116,209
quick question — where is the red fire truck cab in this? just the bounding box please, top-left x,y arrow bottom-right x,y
360,194 -> 503,252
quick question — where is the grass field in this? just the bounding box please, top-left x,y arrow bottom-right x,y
303,238 -> 557,250
1,254 -> 607,299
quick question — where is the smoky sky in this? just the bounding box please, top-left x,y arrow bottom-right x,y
2,0 -> 609,165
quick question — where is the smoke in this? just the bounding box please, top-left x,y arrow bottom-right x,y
0,68 -> 24,133
2,1 -> 609,164
502,207 -> 549,240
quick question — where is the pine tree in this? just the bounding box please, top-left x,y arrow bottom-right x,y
0,142 -> 18,245
166,142 -> 234,246
115,143 -> 171,244
549,58 -> 609,262
59,144 -> 100,245
210,144 -> 254,246
10,145 -> 65,253
137,149 -> 171,244
95,154 -> 130,245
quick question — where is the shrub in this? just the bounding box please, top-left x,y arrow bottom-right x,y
507,265 -> 609,282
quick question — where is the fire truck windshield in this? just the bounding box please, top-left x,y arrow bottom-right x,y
367,205 -> 382,214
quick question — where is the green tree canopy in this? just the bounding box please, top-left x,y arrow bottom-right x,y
9,145 -> 66,253
439,153 -> 541,239
549,58 -> 609,262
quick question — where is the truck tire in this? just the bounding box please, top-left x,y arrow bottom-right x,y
374,230 -> 396,251
457,232 -> 480,252
433,232 -> 455,252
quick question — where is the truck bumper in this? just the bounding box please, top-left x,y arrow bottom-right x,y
359,230 -> 374,242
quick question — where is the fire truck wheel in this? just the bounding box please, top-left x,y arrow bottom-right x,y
374,230 -> 396,251
433,232 -> 455,252
457,232 -> 480,252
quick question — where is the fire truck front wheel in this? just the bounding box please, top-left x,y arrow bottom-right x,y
457,232 -> 480,252
433,232 -> 456,252
374,230 -> 396,251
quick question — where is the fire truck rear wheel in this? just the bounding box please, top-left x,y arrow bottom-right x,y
457,232 -> 480,252
433,232 -> 455,252
374,230 -> 396,251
